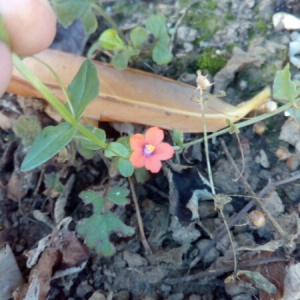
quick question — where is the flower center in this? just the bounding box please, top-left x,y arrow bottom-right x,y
143,144 -> 155,157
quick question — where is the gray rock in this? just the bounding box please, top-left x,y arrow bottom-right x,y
196,239 -> 219,264
170,217 -> 201,245
177,26 -> 197,42
123,250 -> 148,267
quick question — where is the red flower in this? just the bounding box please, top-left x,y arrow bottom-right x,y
130,127 -> 174,173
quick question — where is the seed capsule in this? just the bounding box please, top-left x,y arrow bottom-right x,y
256,100 -> 278,113
248,210 -> 266,227
275,147 -> 291,161
286,154 -> 300,170
253,122 -> 266,135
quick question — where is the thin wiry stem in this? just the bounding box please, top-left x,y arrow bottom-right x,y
128,177 -> 152,254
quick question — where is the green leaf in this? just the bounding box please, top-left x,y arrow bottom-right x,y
285,106 -> 300,123
152,41 -> 173,65
130,27 -> 147,49
112,49 -> 139,70
52,0 -> 97,34
105,142 -> 129,158
13,116 -> 42,148
146,15 -> 168,39
145,15 -> 173,65
67,60 -> 99,119
134,168 -> 150,183
172,128 -> 183,148
76,190 -> 135,256
99,29 -> 126,50
117,158 -> 134,177
116,136 -> 131,148
0,15 -> 11,48
273,64 -> 298,103
21,122 -> 77,171
44,172 -> 64,193
75,125 -> 106,150
106,187 -> 130,205
77,142 -> 96,159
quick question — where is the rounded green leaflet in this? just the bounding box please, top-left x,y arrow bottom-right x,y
105,142 -> 129,158
130,27 -> 147,49
99,29 -> 126,50
117,158 -> 134,177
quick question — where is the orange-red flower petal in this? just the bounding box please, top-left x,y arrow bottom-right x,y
145,127 -> 164,146
130,134 -> 145,151
144,155 -> 162,173
154,143 -> 174,160
130,150 -> 145,168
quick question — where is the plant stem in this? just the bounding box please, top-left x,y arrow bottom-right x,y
33,56 -> 75,117
174,99 -> 298,151
13,54 -> 130,158
199,88 -> 216,194
13,54 -> 75,126
128,177 -> 152,253
219,209 -> 237,273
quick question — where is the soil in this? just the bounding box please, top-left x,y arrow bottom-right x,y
1,0 -> 300,299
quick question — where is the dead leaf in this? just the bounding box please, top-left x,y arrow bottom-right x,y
242,251 -> 286,300
28,248 -> 61,300
7,170 -> 34,202
50,227 -> 89,269
237,240 -> 283,252
8,49 -> 271,133
19,218 -> 88,300
0,244 -> 23,300
282,262 -> 300,300
25,217 -> 88,269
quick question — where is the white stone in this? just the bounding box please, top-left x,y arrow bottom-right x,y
273,12 -> 300,30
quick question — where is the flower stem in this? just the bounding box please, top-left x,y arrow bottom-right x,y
12,54 -> 130,158
32,56 -> 75,117
173,99 -> 297,151
12,54 -> 75,126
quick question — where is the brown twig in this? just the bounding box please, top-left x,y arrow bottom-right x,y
166,256 -> 287,284
128,177 -> 152,254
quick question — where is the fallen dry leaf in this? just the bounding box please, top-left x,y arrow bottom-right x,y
15,248 -> 61,300
0,244 -> 23,300
282,262 -> 300,300
8,49 -> 271,133
7,171 -> 29,202
18,217 -> 89,300
243,251 -> 286,300
50,226 -> 89,269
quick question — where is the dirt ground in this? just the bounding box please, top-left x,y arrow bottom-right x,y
1,0 -> 300,299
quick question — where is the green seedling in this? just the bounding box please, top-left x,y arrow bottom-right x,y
76,189 -> 135,256
97,15 -> 173,70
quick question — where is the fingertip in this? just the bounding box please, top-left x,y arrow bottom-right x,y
0,41 -> 13,97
